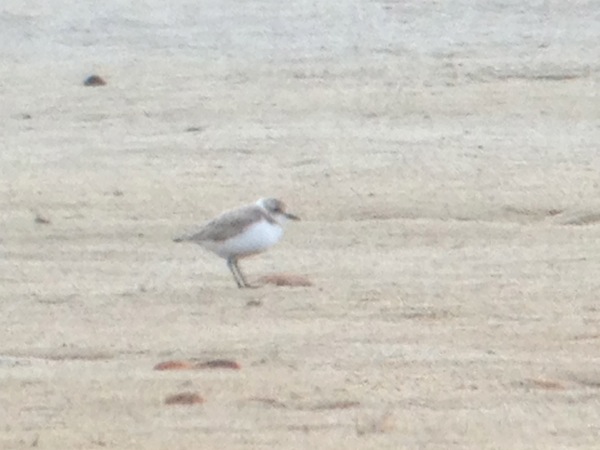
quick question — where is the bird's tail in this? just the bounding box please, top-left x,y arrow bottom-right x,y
173,231 -> 196,243
173,227 -> 204,243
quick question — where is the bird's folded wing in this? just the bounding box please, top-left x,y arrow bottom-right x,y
174,206 -> 268,243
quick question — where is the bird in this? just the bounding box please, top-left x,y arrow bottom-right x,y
174,198 -> 300,288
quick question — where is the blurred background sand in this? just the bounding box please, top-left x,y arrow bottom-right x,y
1,1 -> 600,448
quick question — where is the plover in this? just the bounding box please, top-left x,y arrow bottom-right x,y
174,198 -> 300,288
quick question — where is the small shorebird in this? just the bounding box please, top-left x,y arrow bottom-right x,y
174,198 -> 300,288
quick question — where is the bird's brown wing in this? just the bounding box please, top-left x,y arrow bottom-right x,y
175,206 -> 271,243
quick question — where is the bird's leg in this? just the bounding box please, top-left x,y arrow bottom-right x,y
227,257 -> 244,288
233,259 -> 251,288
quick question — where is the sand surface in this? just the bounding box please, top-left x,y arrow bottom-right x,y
2,0 -> 600,448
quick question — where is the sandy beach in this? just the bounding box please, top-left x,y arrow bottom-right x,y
1,0 -> 600,448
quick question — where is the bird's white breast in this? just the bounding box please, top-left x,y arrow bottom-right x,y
203,219 -> 284,259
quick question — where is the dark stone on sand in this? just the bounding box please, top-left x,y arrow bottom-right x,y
83,75 -> 107,86
34,213 -> 51,225
185,126 -> 204,133
194,359 -> 241,370
164,392 -> 204,405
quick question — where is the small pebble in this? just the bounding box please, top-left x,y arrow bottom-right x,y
83,75 -> 107,86
194,359 -> 241,370
153,360 -> 194,371
164,392 -> 204,405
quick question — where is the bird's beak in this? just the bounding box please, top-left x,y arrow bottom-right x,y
285,212 -> 301,221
